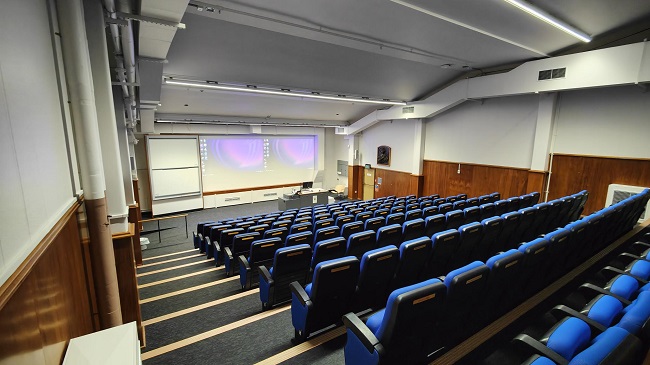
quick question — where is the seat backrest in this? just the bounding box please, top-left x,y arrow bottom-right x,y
518,237 -> 551,294
421,229 -> 460,279
374,208 -> 390,218
478,195 -> 492,205
249,237 -> 283,266
236,221 -> 255,231
456,193 -> 468,200
453,200 -> 467,211
364,217 -> 384,232
507,196 -> 522,211
473,216 -> 503,261
346,230 -> 377,259
385,212 -> 405,227
405,209 -> 423,221
422,206 -> 439,218
516,207 -> 538,242
390,206 -> 405,215
445,209 -> 464,230
493,200 -> 510,216
273,219 -> 292,229
419,201 -> 433,209
341,221 -> 364,240
497,211 -> 522,250
401,218 -> 426,242
196,221 -> 216,236
209,224 -> 232,243
568,326 -> 644,365
393,237 -> 432,289
530,203 -> 550,237
449,222 -> 483,269
466,197 -> 480,208
479,203 -> 496,221
272,244 -> 312,278
263,227 -> 288,242
310,256 -> 360,308
289,222 -> 313,235
425,214 -> 446,237
354,246 -> 400,311
257,217 -> 275,226
293,216 -> 312,225
406,203 -> 419,211
557,196 -> 576,227
355,211 -> 373,223
543,200 -> 563,233
313,218 -> 335,232
529,192 -> 541,206
335,215 -> 354,228
438,202 -> 454,214
463,206 -> 481,224
313,226 -> 339,246
519,194 -> 533,209
489,192 -> 501,202
432,198 -> 445,206
285,231 -> 314,247
443,261 -> 490,323
247,224 -> 269,235
231,232 -> 261,256
376,224 -> 402,248
311,237 -> 347,269
544,227 -> 573,273
202,222 -> 220,238
541,317 -> 591,361
485,249 -> 524,316
220,228 -> 245,250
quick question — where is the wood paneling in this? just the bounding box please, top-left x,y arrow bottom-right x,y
409,175 -> 424,198
203,183 -> 302,196
548,154 -> 650,215
348,165 -> 364,200
374,168 -> 414,198
0,201 -> 95,365
422,160 -> 537,199
113,224 -> 144,344
129,204 -> 142,266
526,170 -> 547,196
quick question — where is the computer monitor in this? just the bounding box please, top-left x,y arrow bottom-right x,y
302,181 -> 313,189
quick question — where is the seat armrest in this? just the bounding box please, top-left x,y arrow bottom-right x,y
579,283 -> 631,306
617,253 -> 639,266
512,334 -> 568,365
198,233 -> 203,241
550,305 -> 606,334
342,313 -> 383,355
224,247 -> 233,261
238,255 -> 251,272
259,265 -> 273,285
290,281 -> 311,307
601,266 -> 648,285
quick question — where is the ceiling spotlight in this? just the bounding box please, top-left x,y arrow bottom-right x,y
206,7 -> 215,12
196,6 -> 204,11
440,64 -> 452,69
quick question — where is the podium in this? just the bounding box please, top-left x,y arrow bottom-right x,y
278,188 -> 330,210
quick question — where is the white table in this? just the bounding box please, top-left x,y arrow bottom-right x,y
63,321 -> 141,365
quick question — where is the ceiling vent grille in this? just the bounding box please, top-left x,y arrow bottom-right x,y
402,106 -> 415,114
335,127 -> 348,135
538,67 -> 566,81
606,184 -> 650,222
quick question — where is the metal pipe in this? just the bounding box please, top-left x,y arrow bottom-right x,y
55,0 -> 123,328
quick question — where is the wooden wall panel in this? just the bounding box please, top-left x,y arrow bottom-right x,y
422,160 -> 535,200
348,165 -> 364,200
548,154 -> 650,215
374,168 -> 414,198
113,225 -> 144,344
409,175 -> 424,198
527,171 -> 547,196
0,202 -> 95,365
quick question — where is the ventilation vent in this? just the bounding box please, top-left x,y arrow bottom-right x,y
606,184 -> 650,222
402,106 -> 415,114
538,67 -> 566,81
263,193 -> 277,197
225,197 -> 241,202
335,127 -> 348,135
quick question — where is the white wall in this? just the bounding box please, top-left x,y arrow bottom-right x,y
334,133 -> 349,187
424,94 -> 539,169
0,0 -> 77,285
359,119 -> 418,172
553,86 -> 650,158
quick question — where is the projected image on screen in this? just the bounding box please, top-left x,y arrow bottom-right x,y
200,135 -> 316,191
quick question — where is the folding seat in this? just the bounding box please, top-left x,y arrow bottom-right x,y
355,211 -> 373,223
529,191 -> 541,206
489,192 -> 501,202
452,200 -> 467,211
567,220 -> 590,262
293,216 -> 312,225
422,205 -> 439,218
406,203 -> 419,211
225,219 -> 244,226
200,222 -> 220,253
194,221 -> 216,249
257,217 -> 275,227
557,196 -> 576,227
469,216 -> 503,261
478,195 -> 492,205
392,237 -> 432,290
239,237 -> 283,290
224,232 -> 261,276
405,194 -> 416,200
278,214 -> 295,223
264,213 -> 281,219
289,222 -> 312,235
445,209 -> 464,230
424,214 -> 446,237
519,193 -> 533,209
401,218 -> 425,242
466,197 -> 479,208
330,210 -> 345,220
419,200 -> 433,210
479,203 -> 496,221
366,205 -> 379,212
335,214 -> 354,228
236,221 -> 255,231
215,228 -> 245,266
247,224 -> 269,235
389,206 -> 405,215
263,226 -> 289,243
313,226 -> 339,246
313,213 -> 330,222
286,231 -> 314,247
530,202 -> 550,237
441,261 -> 490,342
494,199 -> 510,216
341,221 -> 364,240
518,237 -> 551,297
313,218 -> 335,232
348,208 -> 363,217
357,202 -> 370,210
379,203 -> 392,210
448,222 -> 483,270
272,219 -> 292,230
544,228 -> 574,275
259,244 -> 312,310
385,212 -> 405,227
432,198 -> 445,206
569,190 -> 589,222
484,249 -> 525,319
290,256 -> 360,342
364,217 -> 384,232
497,211 -> 522,250
296,211 -> 312,218
311,237 -> 347,270
446,196 -> 458,204
343,278 -> 447,365
404,208 -> 422,221
429,194 -> 440,201
603,254 -> 650,282
351,246 -> 400,312
543,199 -> 563,233
373,208 -> 390,218
463,206 -> 481,224
346,230 -> 377,259
206,224 -> 231,263
515,206 -> 538,243
376,224 -> 402,248
513,317 -> 592,365
456,193 -> 468,200
438,202 -> 453,215
420,229 -> 461,279
507,196 -> 522,211
569,326 -> 644,365
327,205 -> 342,213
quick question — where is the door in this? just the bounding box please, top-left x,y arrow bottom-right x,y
363,168 -> 375,200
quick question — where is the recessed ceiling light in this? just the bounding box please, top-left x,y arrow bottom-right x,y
440,64 -> 452,69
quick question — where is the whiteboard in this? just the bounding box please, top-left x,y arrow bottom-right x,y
151,168 -> 201,200
148,137 -> 199,169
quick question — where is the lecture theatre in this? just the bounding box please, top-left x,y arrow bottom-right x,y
2,1 -> 650,364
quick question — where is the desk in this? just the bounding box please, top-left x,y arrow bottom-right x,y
278,189 -> 330,210
63,321 -> 141,365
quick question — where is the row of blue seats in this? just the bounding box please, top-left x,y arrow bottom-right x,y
340,189 -> 649,365
509,232 -> 650,364
258,191 -> 586,315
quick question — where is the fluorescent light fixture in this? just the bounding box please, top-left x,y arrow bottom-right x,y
164,79 -> 407,106
502,0 -> 591,43
155,119 -> 345,128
